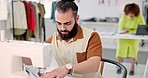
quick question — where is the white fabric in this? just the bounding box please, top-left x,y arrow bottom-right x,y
0,1 -> 7,20
7,1 -> 27,29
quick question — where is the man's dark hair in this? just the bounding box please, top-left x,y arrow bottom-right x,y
124,3 -> 140,16
56,0 -> 78,18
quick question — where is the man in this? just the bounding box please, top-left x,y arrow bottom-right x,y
42,0 -> 102,78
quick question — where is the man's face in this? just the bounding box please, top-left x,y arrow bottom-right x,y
55,9 -> 78,40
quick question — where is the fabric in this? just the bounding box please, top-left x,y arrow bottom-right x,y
45,25 -> 102,78
23,1 -> 36,31
7,1 -> 27,30
31,2 -> 40,42
24,64 -> 40,78
11,29 -> 26,36
116,14 -> 146,60
50,1 -> 57,22
37,3 -> 46,41
0,1 -> 7,20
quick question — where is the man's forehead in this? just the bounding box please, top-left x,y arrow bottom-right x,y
55,11 -> 74,23
56,20 -> 71,24
55,10 -> 74,17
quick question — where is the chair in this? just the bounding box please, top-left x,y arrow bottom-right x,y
143,57 -> 148,78
100,58 -> 127,78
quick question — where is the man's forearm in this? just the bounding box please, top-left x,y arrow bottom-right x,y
73,56 -> 101,74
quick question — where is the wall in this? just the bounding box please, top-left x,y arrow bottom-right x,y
76,0 -> 143,19
1,0 -> 147,40
45,19 -> 56,40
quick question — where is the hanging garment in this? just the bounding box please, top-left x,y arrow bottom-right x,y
23,1 -> 36,31
0,0 -> 7,20
37,3 -> 46,41
7,1 -> 28,36
7,1 -> 27,30
50,1 -> 57,22
30,2 -> 40,42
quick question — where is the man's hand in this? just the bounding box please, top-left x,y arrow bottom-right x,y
41,66 -> 68,78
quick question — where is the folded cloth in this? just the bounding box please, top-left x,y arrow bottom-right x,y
24,64 -> 40,78
24,64 -> 47,78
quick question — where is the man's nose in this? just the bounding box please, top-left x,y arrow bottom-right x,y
61,25 -> 66,30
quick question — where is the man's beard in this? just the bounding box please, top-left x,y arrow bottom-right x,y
57,23 -> 78,40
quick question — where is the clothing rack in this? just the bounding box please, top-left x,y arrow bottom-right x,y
11,0 -> 46,41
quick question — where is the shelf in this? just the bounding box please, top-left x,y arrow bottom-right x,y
79,21 -> 118,26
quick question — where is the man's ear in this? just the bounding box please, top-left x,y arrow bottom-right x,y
75,15 -> 79,22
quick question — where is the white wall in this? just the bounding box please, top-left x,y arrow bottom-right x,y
76,0 -> 143,19
45,19 -> 56,40
1,0 -> 146,40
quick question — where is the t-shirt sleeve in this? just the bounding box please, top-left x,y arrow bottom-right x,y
118,15 -> 126,30
44,36 -> 53,43
87,32 -> 102,59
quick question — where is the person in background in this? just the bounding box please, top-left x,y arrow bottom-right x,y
116,3 -> 146,75
41,0 -> 102,78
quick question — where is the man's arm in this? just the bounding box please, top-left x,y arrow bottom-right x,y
41,32 -> 102,78
73,56 -> 101,74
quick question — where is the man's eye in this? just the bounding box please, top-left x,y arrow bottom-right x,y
64,22 -> 71,26
56,22 -> 61,25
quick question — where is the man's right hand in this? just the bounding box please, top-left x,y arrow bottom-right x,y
41,66 -> 68,78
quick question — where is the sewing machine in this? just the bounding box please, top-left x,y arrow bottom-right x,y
0,40 -> 52,78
